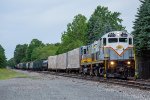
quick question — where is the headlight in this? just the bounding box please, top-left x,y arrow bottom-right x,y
127,61 -> 131,65
110,61 -> 115,65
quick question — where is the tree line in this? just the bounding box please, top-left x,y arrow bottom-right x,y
0,45 -> 6,68
7,39 -> 60,67
5,1 -> 150,67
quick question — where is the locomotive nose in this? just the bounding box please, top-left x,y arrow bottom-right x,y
113,45 -> 124,56
116,45 -> 123,50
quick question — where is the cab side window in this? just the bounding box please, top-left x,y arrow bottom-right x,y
103,38 -> 106,46
84,49 -> 86,54
129,38 -> 132,45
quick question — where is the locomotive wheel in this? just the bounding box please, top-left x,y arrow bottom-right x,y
99,68 -> 104,76
123,70 -> 128,79
94,69 -> 99,76
90,70 -> 93,76
83,68 -> 86,75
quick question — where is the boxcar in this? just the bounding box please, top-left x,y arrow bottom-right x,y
48,56 -> 57,70
56,53 -> 67,70
67,48 -> 80,72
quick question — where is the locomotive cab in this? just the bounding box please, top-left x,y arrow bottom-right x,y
80,46 -> 92,63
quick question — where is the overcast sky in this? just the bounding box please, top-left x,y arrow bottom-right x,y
0,0 -> 141,60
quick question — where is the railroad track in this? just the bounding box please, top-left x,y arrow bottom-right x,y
106,79 -> 150,90
34,70 -> 150,90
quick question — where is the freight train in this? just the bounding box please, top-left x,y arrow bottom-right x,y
15,31 -> 136,79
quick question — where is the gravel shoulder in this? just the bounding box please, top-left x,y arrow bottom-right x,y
0,70 -> 149,100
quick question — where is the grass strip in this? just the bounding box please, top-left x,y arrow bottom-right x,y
0,68 -> 28,80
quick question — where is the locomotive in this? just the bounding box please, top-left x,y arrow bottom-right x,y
16,31 -> 135,79
80,31 -> 135,78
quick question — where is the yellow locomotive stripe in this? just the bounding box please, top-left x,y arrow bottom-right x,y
81,58 -> 92,63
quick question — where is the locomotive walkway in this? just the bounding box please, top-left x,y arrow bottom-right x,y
0,70 -> 149,100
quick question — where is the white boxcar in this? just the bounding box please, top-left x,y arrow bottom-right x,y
67,48 -> 80,69
48,56 -> 57,69
56,53 -> 67,70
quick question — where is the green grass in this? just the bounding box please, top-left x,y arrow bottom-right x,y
0,68 -> 28,80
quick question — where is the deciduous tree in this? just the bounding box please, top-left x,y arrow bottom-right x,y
57,14 -> 88,54
7,58 -> 15,68
31,43 -> 59,60
87,6 -> 125,43
14,44 -> 28,64
0,45 -> 6,68
26,39 -> 44,61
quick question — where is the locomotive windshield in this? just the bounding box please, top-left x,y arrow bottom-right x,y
119,38 -> 127,42
108,38 -> 118,43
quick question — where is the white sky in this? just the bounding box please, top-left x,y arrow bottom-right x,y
0,0 -> 141,59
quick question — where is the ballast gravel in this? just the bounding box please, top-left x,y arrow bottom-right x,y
0,70 -> 149,100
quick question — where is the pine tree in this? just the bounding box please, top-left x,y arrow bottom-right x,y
132,0 -> 150,59
0,45 -> 6,68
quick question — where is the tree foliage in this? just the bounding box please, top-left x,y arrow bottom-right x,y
14,44 -> 28,64
57,14 -> 88,54
0,45 -> 6,68
31,43 -> 59,60
87,6 -> 125,43
13,39 -> 60,64
26,39 -> 44,61
132,0 -> 150,58
7,58 -> 15,68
